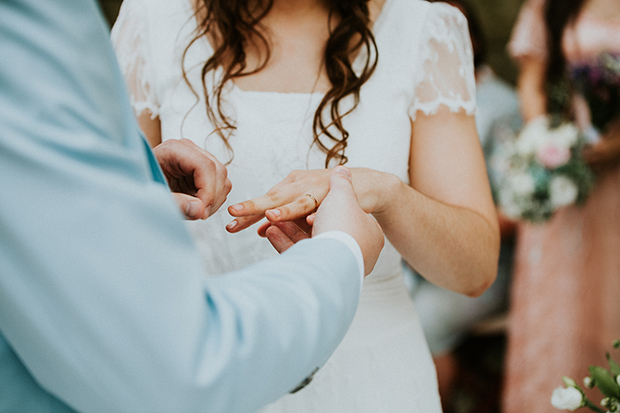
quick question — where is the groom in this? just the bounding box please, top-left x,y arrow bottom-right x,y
0,1 -> 383,412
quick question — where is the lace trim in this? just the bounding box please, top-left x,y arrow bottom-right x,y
129,98 -> 160,119
409,3 -> 476,120
111,0 -> 160,119
412,98 -> 476,118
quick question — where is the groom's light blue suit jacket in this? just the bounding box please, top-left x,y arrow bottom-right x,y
0,0 -> 362,412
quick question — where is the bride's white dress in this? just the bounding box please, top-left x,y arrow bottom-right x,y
112,0 -> 475,411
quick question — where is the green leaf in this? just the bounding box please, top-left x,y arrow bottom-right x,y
589,365 -> 620,398
607,352 -> 620,377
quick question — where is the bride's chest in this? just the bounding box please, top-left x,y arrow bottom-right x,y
158,65 -> 413,182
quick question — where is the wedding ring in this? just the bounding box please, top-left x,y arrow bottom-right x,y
304,193 -> 319,212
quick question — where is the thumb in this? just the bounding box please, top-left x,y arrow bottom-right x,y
322,166 -> 356,205
172,193 -> 209,220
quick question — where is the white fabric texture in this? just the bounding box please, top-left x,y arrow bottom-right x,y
408,2 -> 476,119
112,0 -> 475,411
110,0 -> 159,118
314,231 -> 365,289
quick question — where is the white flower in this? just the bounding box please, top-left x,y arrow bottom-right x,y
548,122 -> 580,149
550,175 -> 579,209
617,374 -> 620,386
516,116 -> 549,155
516,116 -> 580,157
551,386 -> 583,411
501,201 -> 523,221
497,188 -> 522,220
509,172 -> 536,196
489,153 -> 511,175
584,376 -> 594,388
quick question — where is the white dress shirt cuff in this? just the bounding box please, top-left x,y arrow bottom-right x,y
314,231 -> 365,288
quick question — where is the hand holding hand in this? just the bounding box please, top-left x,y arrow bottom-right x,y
259,167 -> 384,276
226,168 -> 390,233
153,139 -> 232,220
311,166 -> 384,275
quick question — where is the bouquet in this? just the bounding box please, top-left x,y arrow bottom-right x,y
551,340 -> 620,412
571,52 -> 620,134
491,115 -> 595,223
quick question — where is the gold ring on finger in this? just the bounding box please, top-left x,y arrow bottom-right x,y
304,193 -> 319,212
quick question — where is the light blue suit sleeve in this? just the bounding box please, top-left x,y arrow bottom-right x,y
0,1 -> 361,412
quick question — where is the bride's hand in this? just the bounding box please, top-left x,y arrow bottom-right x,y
226,169 -> 331,233
253,166 -> 385,275
225,168 -> 393,233
256,218 -> 313,253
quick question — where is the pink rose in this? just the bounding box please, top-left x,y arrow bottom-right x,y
536,144 -> 571,169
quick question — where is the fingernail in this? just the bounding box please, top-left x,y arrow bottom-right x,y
267,209 -> 281,218
334,166 -> 352,180
226,220 -> 237,231
230,204 -> 243,211
186,200 -> 201,218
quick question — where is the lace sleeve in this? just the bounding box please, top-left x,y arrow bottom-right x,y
110,0 -> 159,119
408,3 -> 476,120
507,0 -> 548,60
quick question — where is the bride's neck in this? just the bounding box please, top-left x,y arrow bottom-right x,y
258,0 -> 331,29
268,0 -> 328,14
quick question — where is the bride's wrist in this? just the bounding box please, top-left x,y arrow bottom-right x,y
353,169 -> 401,216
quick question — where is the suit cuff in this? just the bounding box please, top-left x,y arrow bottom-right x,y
314,231 -> 364,288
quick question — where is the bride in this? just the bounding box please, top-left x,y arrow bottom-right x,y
111,0 -> 499,410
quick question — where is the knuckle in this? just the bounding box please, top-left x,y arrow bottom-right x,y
287,170 -> 302,180
278,206 -> 290,217
266,190 -> 279,202
205,158 -> 216,171
297,197 -> 311,207
218,162 -> 227,174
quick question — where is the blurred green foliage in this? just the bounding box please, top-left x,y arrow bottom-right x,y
468,0 -> 526,84
98,0 -> 525,83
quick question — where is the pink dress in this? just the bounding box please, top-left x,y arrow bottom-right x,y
503,1 -> 620,412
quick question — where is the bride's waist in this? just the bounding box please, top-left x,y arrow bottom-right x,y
360,270 -> 409,299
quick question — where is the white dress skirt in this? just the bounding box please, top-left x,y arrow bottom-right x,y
112,0 -> 477,410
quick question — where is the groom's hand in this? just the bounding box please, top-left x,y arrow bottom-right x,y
311,166 -> 384,276
260,166 -> 384,276
153,139 -> 231,220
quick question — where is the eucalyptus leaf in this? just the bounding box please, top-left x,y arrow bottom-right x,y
607,352 -> 620,377
589,365 -> 620,398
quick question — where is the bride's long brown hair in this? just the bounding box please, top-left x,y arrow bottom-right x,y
182,0 -> 378,167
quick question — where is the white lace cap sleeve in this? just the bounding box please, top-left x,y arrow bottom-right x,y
409,3 -> 476,120
110,0 -> 159,119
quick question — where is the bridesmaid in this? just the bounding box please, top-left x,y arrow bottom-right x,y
503,0 -> 620,411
